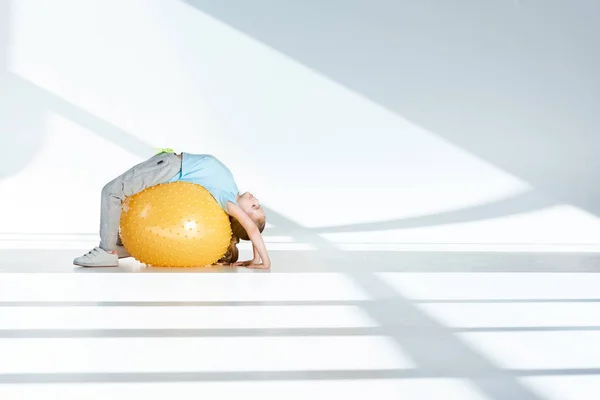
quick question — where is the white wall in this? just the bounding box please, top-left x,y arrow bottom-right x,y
1,0 -> 599,250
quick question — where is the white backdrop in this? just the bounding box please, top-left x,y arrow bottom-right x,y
1,0 -> 599,250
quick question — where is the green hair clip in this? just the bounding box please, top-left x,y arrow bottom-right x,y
154,147 -> 175,154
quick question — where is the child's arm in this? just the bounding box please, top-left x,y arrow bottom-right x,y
253,244 -> 260,263
226,203 -> 271,269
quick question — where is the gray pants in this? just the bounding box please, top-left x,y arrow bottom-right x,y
99,152 -> 182,251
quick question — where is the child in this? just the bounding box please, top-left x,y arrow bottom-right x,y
73,150 -> 271,269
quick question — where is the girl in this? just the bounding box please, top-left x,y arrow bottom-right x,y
73,150 -> 271,269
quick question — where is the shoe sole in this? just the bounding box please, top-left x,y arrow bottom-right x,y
73,261 -> 119,268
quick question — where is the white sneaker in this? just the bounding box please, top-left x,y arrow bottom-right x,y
73,247 -> 119,267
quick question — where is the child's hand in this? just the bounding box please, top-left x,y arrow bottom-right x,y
233,260 -> 270,269
226,203 -> 272,270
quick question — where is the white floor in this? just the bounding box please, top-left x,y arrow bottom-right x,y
1,247 -> 600,400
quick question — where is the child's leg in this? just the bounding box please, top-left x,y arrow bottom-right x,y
74,152 -> 181,267
114,235 -> 130,258
99,152 -> 182,251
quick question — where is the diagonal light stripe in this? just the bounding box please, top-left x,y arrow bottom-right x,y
378,273 -> 600,300
0,379 -> 489,400
0,273 -> 370,302
0,336 -> 412,373
522,375 -> 600,400
460,331 -> 600,370
341,243 -> 600,253
0,306 -> 378,330
418,303 -> 600,328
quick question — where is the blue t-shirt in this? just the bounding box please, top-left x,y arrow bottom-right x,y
167,153 -> 239,213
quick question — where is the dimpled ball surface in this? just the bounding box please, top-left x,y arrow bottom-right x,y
119,181 -> 232,267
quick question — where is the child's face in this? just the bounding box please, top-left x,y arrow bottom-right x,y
238,192 -> 265,222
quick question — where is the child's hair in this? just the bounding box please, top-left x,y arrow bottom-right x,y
217,216 -> 266,264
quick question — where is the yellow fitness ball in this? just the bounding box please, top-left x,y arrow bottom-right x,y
119,181 -> 232,267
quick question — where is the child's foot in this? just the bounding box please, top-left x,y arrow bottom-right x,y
73,247 -> 119,267
115,245 -> 131,259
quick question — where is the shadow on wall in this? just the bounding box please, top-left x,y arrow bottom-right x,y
0,0 -> 45,179
0,0 -> 154,180
183,0 -> 600,216
302,190 -> 557,234
1,0 -> 596,236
